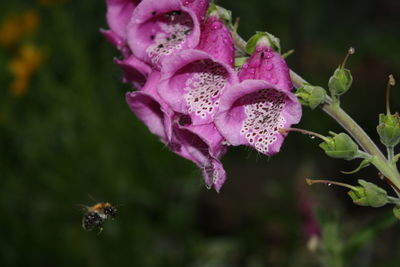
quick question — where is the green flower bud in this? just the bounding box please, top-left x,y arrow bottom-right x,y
207,4 -> 232,25
296,84 -> 327,110
393,206 -> 400,220
319,132 -> 359,160
328,47 -> 354,96
348,180 -> 387,208
328,68 -> 353,96
377,113 -> 400,147
246,32 -> 281,54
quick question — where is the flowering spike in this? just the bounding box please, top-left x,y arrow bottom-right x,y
196,14 -> 234,66
126,72 -> 173,142
126,0 -> 202,69
158,49 -> 238,125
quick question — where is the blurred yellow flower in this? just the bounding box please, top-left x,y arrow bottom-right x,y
0,9 -> 40,47
8,44 -> 44,97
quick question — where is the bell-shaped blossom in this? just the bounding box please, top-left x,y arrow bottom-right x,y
239,45 -> 293,91
170,116 -> 227,192
126,72 -> 173,142
126,0 -> 202,69
106,0 -> 142,41
196,14 -> 234,66
214,44 -> 302,155
114,54 -> 152,89
157,16 -> 237,125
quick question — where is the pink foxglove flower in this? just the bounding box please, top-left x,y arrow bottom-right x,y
126,0 -> 202,69
114,54 -> 152,89
158,15 -> 237,125
214,44 -> 302,155
126,72 -> 173,143
171,118 -> 227,192
106,0 -> 142,41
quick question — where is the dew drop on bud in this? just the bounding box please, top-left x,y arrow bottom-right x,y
348,47 -> 355,55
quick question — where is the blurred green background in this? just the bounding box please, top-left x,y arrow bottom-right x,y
1,0 -> 400,266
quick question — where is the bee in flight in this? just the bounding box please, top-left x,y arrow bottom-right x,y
81,202 -> 117,234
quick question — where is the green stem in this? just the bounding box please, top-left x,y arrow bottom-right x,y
290,72 -> 400,192
387,196 -> 400,205
387,146 -> 395,163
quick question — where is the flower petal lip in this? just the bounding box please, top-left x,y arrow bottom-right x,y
196,14 -> 234,66
126,0 -> 201,68
180,0 -> 208,26
158,49 -> 238,125
106,0 -> 141,40
214,79 -> 302,155
114,54 -> 152,89
172,121 -> 227,191
239,45 -> 293,91
125,72 -> 173,142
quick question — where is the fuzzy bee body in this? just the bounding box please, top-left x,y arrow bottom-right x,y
81,202 -> 117,233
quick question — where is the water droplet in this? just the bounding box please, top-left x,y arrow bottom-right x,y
328,183 -> 332,186
265,62 -> 274,71
265,52 -> 274,59
212,22 -> 222,30
309,135 -> 315,139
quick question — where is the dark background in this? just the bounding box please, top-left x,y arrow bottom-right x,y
1,0 -> 400,266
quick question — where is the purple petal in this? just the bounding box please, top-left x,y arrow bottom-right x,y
126,0 -> 201,69
196,14 -> 234,66
106,0 -> 141,40
171,120 -> 227,191
158,49 -> 238,125
114,54 -> 152,89
239,45 -> 293,91
214,79 -> 302,155
126,72 -> 173,142
100,29 -> 132,57
180,0 -> 208,24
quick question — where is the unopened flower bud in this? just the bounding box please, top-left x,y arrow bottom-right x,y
377,75 -> 400,147
348,180 -> 387,208
328,47 -> 354,96
377,113 -> 400,147
296,84 -> 327,110
319,132 -> 359,160
246,32 -> 281,54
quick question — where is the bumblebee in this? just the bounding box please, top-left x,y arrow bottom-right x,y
81,202 -> 117,233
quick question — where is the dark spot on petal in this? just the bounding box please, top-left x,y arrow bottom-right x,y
150,35 -> 155,40
151,11 -> 157,16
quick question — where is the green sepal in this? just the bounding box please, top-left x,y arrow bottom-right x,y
376,112 -> 400,148
245,32 -> 281,54
328,67 -> 353,96
206,4 -> 232,25
296,84 -> 327,110
319,132 -> 359,160
348,180 -> 387,208
235,57 -> 248,68
341,157 -> 375,175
